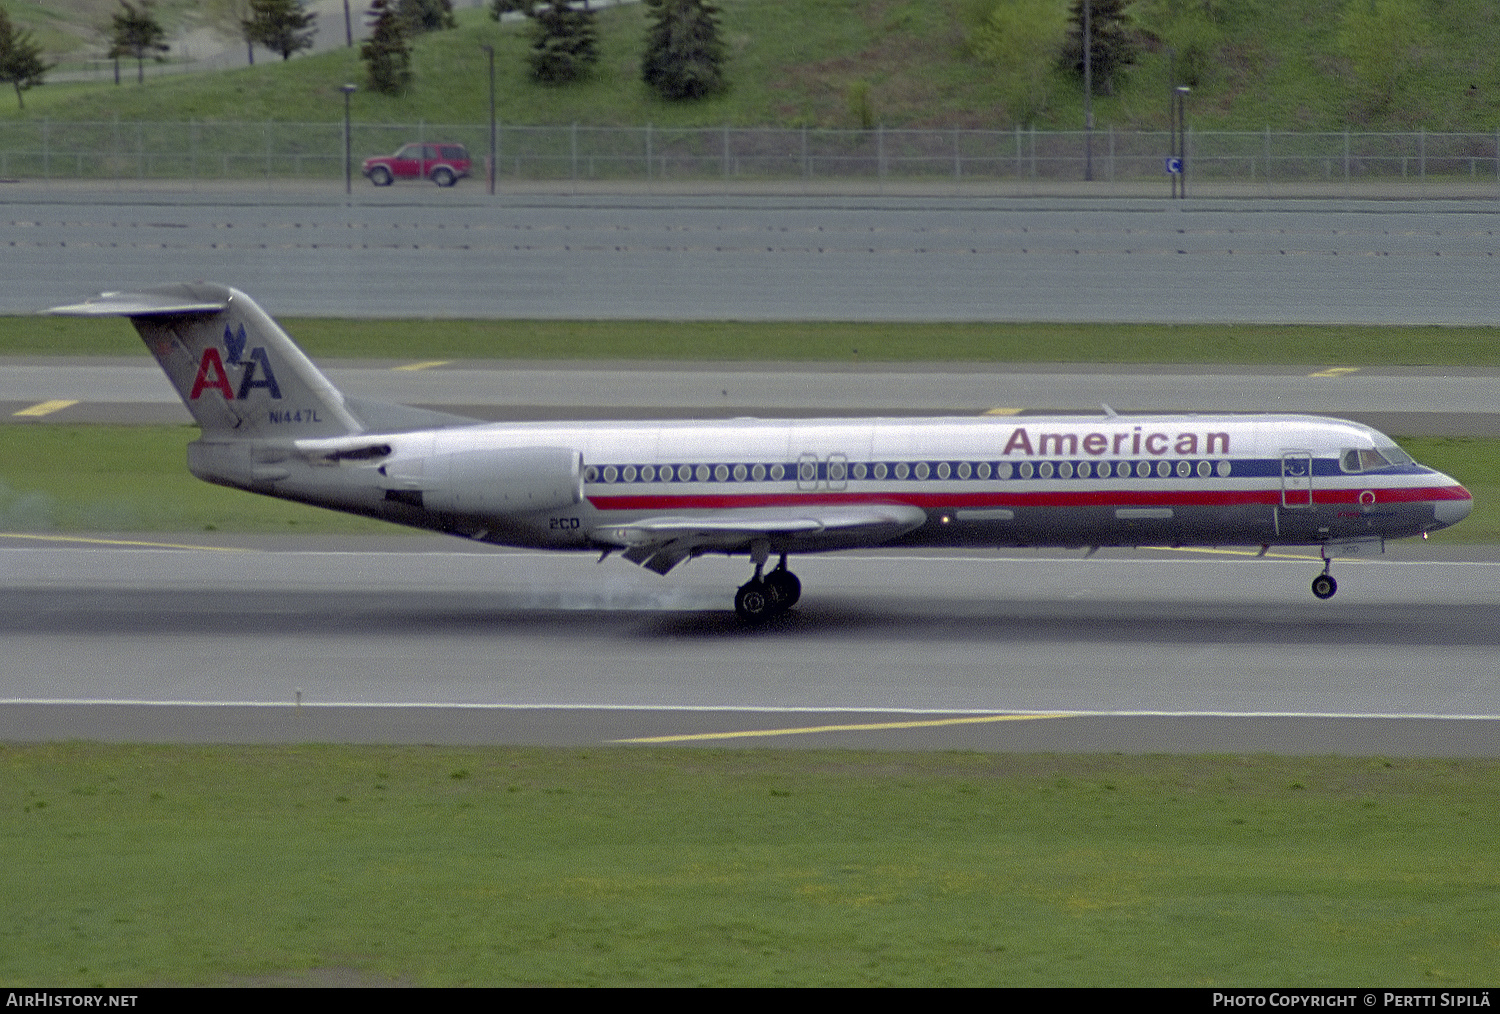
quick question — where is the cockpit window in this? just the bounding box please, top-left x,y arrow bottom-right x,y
1341,445 -> 1410,472
1377,440 -> 1413,466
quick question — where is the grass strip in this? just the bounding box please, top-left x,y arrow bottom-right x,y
8,316 -> 1500,367
1,426 -> 1495,541
2,744 -> 1497,987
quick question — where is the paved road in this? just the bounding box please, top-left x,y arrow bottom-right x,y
4,192 -> 1498,323
2,539 -> 1497,753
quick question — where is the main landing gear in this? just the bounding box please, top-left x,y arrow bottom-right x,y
734,548 -> 801,621
1311,557 -> 1338,600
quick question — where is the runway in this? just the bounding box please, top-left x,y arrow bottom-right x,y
3,190 -> 1499,323
3,537 -> 1497,754
6,359 -> 1500,436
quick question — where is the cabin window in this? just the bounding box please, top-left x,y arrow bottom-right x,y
936,462 -> 951,480
1038,461 -> 1054,478
1019,462 -> 1034,478
1197,460 -> 1212,477
1216,460 -> 1232,477
584,466 -> 599,482
603,466 -> 618,482
770,464 -> 786,481
957,461 -> 971,479
915,462 -> 931,479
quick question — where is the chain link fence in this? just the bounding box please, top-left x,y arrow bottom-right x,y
3,120 -> 1498,196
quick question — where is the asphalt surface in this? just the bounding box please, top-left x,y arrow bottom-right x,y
3,188 -> 1496,754
2,538 -> 1497,754
3,189 -> 1499,323
6,359 -> 1500,435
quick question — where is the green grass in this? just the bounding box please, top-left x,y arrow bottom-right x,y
0,425 -> 402,535
2,744 -> 1497,986
9,315 -> 1500,367
1,426 -> 1494,541
8,1 -> 1500,131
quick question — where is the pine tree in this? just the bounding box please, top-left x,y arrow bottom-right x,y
108,1 -> 169,86
641,0 -> 725,100
1061,0 -> 1138,96
361,0 -> 412,94
399,0 -> 456,33
0,6 -> 52,110
243,0 -> 317,62
527,0 -> 597,85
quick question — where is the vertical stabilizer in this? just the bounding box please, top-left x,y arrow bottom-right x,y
50,283 -> 362,438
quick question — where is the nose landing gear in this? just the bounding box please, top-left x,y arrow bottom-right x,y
1311,557 -> 1338,600
734,546 -> 801,620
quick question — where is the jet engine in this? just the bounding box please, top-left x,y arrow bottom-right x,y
399,445 -> 583,517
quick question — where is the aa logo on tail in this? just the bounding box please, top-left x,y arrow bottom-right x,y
189,324 -> 283,401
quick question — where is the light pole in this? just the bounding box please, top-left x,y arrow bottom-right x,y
1083,0 -> 1092,182
1175,85 -> 1190,200
341,83 -> 357,195
482,44 -> 496,196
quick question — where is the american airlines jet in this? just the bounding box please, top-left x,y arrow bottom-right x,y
52,284 -> 1473,620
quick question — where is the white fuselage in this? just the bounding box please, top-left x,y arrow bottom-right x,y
262,411 -> 1471,557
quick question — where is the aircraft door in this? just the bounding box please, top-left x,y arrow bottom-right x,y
826,453 -> 848,491
1281,451 -> 1313,508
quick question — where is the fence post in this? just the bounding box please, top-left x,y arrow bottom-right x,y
800,125 -> 808,179
42,117 -> 48,179
1419,127 -> 1425,182
1015,124 -> 1021,181
645,122 -> 652,183
877,123 -> 885,184
1029,125 -> 1036,187
1108,125 -> 1115,183
570,121 -> 577,182
1344,128 -> 1350,194
722,123 -> 730,190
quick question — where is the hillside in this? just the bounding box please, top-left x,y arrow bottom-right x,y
3,1 -> 1499,132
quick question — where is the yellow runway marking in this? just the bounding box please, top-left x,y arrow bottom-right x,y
613,712 -> 1074,744
1143,545 -> 1321,562
12,399 -> 78,417
982,407 -> 1023,415
0,532 -> 249,551
392,360 -> 452,372
1308,367 -> 1360,378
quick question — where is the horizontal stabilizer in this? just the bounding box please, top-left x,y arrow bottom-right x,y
49,285 -> 230,318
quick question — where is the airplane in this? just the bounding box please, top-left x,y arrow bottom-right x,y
50,283 -> 1472,619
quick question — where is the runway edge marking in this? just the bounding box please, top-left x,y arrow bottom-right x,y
3,701 -> 1500,722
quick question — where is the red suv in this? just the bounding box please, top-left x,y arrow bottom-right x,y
362,143 -> 471,187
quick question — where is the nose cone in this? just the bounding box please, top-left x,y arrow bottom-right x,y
1431,475 -> 1473,530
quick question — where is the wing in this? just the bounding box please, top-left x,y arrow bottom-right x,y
593,504 -> 928,574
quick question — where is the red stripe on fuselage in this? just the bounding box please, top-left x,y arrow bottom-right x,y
586,485 -> 1470,512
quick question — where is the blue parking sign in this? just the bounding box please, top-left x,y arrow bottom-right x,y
1165,157 -> 1183,174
